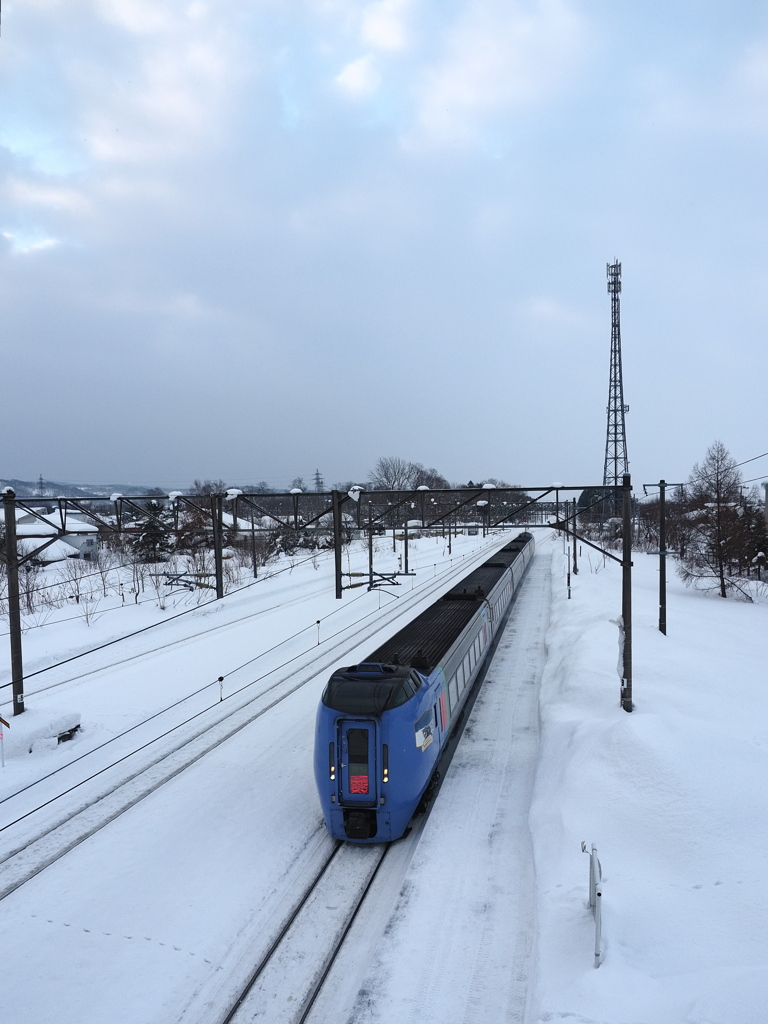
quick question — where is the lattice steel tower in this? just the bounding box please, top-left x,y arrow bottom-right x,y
602,259 -> 629,490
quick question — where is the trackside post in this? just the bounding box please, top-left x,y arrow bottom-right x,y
2,489 -> 25,715
621,474 -> 633,712
582,841 -> 603,967
332,490 -> 343,598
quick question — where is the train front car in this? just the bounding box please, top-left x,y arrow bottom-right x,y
314,532 -> 535,843
314,662 -> 441,842
315,663 -> 442,839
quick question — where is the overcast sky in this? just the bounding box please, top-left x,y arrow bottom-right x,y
2,0 -> 767,492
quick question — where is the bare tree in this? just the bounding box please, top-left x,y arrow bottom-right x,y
20,561 -> 43,615
411,464 -> 451,489
191,479 -> 228,495
92,548 -> 121,597
57,556 -> 89,604
370,456 -> 417,490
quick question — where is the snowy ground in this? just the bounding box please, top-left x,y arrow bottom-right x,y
529,535 -> 768,1024
1,529 -> 767,1023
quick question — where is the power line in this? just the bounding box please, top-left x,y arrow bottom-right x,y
14,560 -> 136,597
0,549 -> 328,691
735,450 -> 768,468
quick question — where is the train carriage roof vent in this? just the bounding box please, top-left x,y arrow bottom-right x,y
353,662 -> 396,675
444,585 -> 486,601
411,649 -> 430,671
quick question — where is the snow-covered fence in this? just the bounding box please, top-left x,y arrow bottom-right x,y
582,841 -> 602,967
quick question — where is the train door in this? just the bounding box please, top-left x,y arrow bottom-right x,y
339,720 -> 377,807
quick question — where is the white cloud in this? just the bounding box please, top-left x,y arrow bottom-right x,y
361,0 -> 412,51
79,33 -> 239,164
2,230 -> 60,254
9,179 -> 91,214
94,0 -> 178,36
403,0 -> 587,149
632,35 -> 768,141
731,40 -> 768,132
335,54 -> 381,98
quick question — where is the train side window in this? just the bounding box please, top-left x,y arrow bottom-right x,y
450,675 -> 459,710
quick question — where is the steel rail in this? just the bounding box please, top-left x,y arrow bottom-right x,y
217,844 -> 389,1024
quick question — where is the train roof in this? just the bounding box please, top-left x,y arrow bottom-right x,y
366,598 -> 481,674
364,533 -> 532,674
443,565 -> 506,599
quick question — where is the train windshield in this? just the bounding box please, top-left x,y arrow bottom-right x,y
346,728 -> 369,794
323,668 -> 419,714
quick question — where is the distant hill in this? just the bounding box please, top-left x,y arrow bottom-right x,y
0,477 -> 155,499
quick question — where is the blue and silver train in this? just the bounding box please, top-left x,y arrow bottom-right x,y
313,533 -> 535,843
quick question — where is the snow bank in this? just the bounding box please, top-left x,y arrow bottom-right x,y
1,708 -> 81,758
530,541 -> 768,1023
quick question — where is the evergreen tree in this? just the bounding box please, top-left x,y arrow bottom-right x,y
132,499 -> 174,563
676,441 -> 743,598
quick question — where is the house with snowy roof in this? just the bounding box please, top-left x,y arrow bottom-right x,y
14,509 -> 100,563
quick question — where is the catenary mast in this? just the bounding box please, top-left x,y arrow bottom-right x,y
602,260 -> 629,493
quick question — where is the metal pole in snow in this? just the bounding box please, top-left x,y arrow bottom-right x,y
594,886 -> 602,968
251,513 -> 258,579
368,507 -> 374,591
2,489 -> 25,715
331,490 -> 343,599
582,841 -> 602,967
211,493 -> 224,600
621,474 -> 633,712
659,479 -> 667,635
572,498 -> 578,575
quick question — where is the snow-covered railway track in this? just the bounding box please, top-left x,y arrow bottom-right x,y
220,843 -> 388,1024
0,538 -> 507,902
20,566 -> 337,699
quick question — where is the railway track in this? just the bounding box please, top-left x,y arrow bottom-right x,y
0,536 -> 508,902
178,571 -> 535,1024
220,842 -> 388,1024
14,551 -> 345,701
